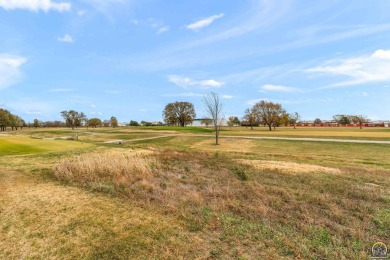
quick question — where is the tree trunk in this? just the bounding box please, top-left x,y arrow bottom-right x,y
215,127 -> 219,145
268,124 -> 272,131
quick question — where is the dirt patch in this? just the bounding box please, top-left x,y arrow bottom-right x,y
237,159 -> 342,174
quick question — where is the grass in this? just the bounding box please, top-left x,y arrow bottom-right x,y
0,128 -> 389,259
221,126 -> 390,140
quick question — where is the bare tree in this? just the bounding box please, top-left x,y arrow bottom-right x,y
227,116 -> 235,130
351,115 -> 367,129
243,108 -> 257,130
203,92 -> 224,145
289,112 -> 301,129
201,118 -> 212,128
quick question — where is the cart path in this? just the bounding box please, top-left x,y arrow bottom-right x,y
104,134 -> 390,145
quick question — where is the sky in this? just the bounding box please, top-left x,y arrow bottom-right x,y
1,0 -> 390,123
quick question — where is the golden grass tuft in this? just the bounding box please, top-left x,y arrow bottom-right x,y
54,150 -> 155,189
236,159 -> 342,174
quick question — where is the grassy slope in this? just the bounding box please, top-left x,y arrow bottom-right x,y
0,131 -> 389,259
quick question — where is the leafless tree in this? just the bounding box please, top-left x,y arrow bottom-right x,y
203,92 -> 224,145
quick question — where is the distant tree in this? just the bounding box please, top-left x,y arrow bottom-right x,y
60,110 -> 87,130
227,116 -> 235,130
232,116 -> 241,126
253,100 -> 284,131
201,118 -> 212,128
0,109 -> 10,131
242,108 -> 257,130
163,101 -> 196,127
33,119 -> 40,128
88,118 -> 102,128
110,116 -> 118,127
141,121 -> 153,126
203,92 -> 224,145
277,111 -> 289,127
333,114 -> 351,125
314,118 -> 322,124
9,115 -> 24,130
289,112 -> 301,129
43,121 -> 64,127
351,115 -> 368,129
129,120 -> 139,126
103,120 -> 110,127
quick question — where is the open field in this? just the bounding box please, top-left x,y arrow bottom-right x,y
1,127 -> 389,259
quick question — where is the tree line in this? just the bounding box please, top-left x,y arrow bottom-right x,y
162,98 -> 300,131
0,109 -> 25,131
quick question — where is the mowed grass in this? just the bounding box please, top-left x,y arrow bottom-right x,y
0,137 -> 92,156
222,126 -> 390,140
0,130 -> 389,258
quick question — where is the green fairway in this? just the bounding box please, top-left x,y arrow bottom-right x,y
0,137 -> 92,156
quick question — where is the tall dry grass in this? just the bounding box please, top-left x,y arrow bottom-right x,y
53,148 -> 390,259
54,151 -> 156,195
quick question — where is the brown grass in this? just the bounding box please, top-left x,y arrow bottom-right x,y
237,159 -> 342,174
52,148 -> 390,259
54,150 -> 154,188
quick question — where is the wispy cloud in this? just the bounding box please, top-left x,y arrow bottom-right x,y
186,13 -> 224,31
80,0 -> 132,19
306,49 -> 390,88
49,88 -> 74,92
221,95 -> 233,99
0,54 -> 26,89
57,34 -> 74,43
168,75 -> 224,89
157,26 -> 169,34
105,90 -> 121,94
246,97 -> 339,106
148,18 -> 170,35
259,84 -> 301,93
0,0 -> 71,12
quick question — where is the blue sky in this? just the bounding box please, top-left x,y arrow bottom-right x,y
1,0 -> 390,123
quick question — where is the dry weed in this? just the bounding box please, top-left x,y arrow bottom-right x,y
236,159 -> 342,174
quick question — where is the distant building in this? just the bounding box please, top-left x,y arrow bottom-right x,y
189,118 -> 228,127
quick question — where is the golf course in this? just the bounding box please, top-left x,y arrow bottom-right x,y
1,126 -> 389,259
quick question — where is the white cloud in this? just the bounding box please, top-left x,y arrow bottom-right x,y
77,10 -> 86,16
0,54 -> 26,89
168,75 -> 224,89
259,84 -> 301,93
221,95 -> 233,99
57,34 -> 74,43
0,0 -> 71,12
157,26 -> 169,34
90,104 -> 96,108
306,49 -> 390,88
186,13 -> 224,31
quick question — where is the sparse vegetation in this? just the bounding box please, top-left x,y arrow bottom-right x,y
1,127 -> 389,259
